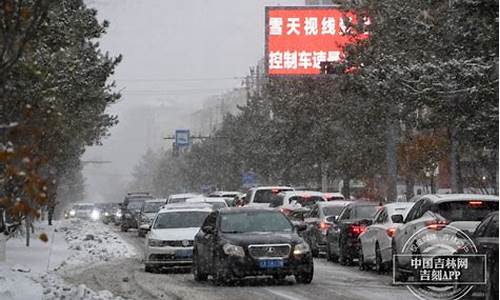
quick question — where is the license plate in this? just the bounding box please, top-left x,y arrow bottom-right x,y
175,249 -> 192,258
259,259 -> 283,269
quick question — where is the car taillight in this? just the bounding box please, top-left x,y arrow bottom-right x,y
425,220 -> 449,230
386,227 -> 396,238
350,224 -> 366,235
468,201 -> 483,206
319,222 -> 331,230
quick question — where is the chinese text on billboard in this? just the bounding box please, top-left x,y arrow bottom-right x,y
266,7 -> 368,75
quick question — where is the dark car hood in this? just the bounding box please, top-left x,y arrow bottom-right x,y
221,231 -> 303,247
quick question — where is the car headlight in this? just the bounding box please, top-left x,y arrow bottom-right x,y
69,210 -> 76,216
148,239 -> 164,247
115,211 -> 122,218
223,243 -> 245,257
104,212 -> 109,217
293,242 -> 310,255
90,210 -> 100,220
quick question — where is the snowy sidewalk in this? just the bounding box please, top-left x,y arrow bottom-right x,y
0,219 -> 136,300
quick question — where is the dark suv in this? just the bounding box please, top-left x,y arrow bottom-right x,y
325,201 -> 379,265
120,192 -> 153,232
192,207 -> 313,285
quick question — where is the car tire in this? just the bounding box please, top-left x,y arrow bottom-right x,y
326,242 -> 338,262
358,243 -> 368,271
375,243 -> 385,274
193,252 -> 208,282
295,264 -> 314,284
338,240 -> 351,266
392,252 -> 408,283
311,240 -> 319,258
213,257 -> 229,286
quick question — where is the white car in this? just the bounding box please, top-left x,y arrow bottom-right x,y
245,186 -> 294,207
358,202 -> 413,272
185,197 -> 228,210
207,191 -> 242,206
271,191 -> 327,211
138,199 -> 166,237
144,204 -> 213,272
392,194 -> 498,281
323,192 -> 345,201
166,193 -> 203,204
69,203 -> 99,221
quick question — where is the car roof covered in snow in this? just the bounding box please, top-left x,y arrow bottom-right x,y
158,203 -> 213,213
417,194 -> 498,203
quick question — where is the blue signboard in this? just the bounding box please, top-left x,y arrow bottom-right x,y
175,129 -> 190,148
242,171 -> 257,187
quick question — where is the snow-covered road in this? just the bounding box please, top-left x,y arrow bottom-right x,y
62,226 -> 415,300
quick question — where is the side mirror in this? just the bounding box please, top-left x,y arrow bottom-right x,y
326,215 -> 338,223
139,224 -> 151,231
391,214 -> 404,224
295,223 -> 307,232
362,219 -> 373,226
202,225 -> 214,234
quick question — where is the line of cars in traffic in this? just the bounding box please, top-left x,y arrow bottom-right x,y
64,187 -> 498,297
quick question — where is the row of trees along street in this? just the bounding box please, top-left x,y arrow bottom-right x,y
130,0 -> 498,200
0,0 -> 121,246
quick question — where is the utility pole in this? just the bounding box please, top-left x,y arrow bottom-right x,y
386,110 -> 398,202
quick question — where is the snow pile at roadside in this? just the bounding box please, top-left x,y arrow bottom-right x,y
0,264 -> 43,300
38,273 -> 125,300
59,218 -> 136,268
2,218 -> 136,300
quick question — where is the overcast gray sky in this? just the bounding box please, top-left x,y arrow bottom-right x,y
82,0 -> 303,201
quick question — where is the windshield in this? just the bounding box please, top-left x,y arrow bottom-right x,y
291,196 -> 324,207
75,205 -> 94,210
169,198 -> 189,204
254,189 -> 292,203
154,211 -> 209,229
207,202 -> 226,209
322,206 -> 345,217
220,211 -> 293,233
353,205 -> 379,219
127,200 -> 144,211
143,202 -> 164,213
436,201 -> 499,222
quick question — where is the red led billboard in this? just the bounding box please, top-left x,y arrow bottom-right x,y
265,6 -> 368,75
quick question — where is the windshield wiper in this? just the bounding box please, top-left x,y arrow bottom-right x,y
222,230 -> 244,234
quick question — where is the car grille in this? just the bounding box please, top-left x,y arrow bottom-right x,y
248,244 -> 291,258
161,240 -> 194,247
148,254 -> 191,261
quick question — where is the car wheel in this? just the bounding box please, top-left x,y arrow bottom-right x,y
193,252 -> 208,282
358,243 -> 368,271
295,264 -> 314,284
392,252 -> 408,283
213,257 -> 230,286
326,241 -> 338,262
375,243 -> 385,274
338,240 -> 351,266
311,239 -> 319,258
